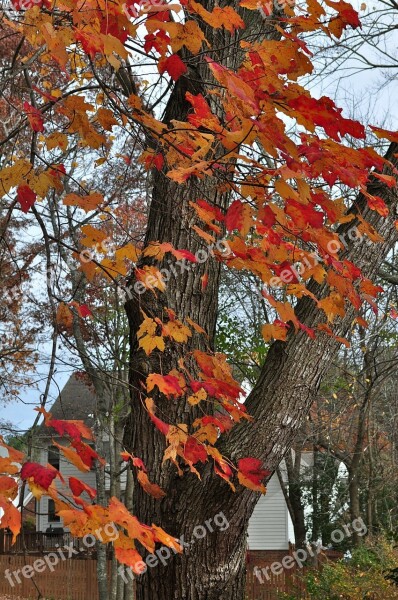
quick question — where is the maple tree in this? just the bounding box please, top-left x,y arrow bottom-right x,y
0,0 -> 398,599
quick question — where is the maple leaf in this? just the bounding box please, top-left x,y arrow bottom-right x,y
288,95 -> 365,141
56,302 -> 74,334
115,544 -> 146,574
188,387 -> 207,406
163,318 -> 192,344
53,442 -> 89,473
188,1 -> 244,32
23,102 -> 44,132
262,322 -> 289,342
137,470 -> 166,499
21,462 -> 58,490
63,192 -> 104,212
46,132 -> 68,151
0,476 -> 18,500
237,458 -> 269,493
158,54 -> 187,81
17,185 -> 36,213
370,126 -> 398,143
183,436 -> 207,464
225,200 -> 253,236
108,497 -> 157,553
0,438 -> 25,464
0,498 -> 21,543
96,107 -> 118,130
72,440 -> 105,469
145,398 -> 170,435
207,447 -> 235,491
42,414 -> 93,442
0,459 -> 19,475
76,304 -> 93,318
69,477 -> 97,500
137,313 -> 165,356
146,373 -> 184,398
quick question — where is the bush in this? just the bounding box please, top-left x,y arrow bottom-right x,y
282,537 -> 398,599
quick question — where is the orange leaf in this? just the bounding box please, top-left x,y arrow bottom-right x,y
137,470 -> 166,499
262,322 -> 288,342
0,476 -> 18,500
146,373 -> 184,398
63,192 -> 104,212
0,499 -> 21,543
189,1 -> 244,32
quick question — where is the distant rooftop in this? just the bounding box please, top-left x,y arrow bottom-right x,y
43,373 -> 97,430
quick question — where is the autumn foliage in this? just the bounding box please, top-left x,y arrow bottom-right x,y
0,0 -> 397,577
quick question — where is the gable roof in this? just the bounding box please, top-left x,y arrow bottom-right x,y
43,373 -> 97,432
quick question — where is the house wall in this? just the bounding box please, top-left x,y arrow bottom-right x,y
247,473 -> 290,550
36,443 -> 97,532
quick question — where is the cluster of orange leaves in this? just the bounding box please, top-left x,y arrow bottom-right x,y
0,412 -> 181,572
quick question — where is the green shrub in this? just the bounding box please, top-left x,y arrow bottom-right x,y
281,537 -> 398,599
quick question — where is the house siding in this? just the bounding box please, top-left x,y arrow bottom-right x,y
37,443 -> 97,532
247,474 -> 290,550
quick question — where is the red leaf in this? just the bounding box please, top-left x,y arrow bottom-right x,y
77,304 -> 93,318
21,462 -> 58,490
74,29 -> 103,58
71,440 -> 105,469
17,185 -> 36,213
69,476 -> 97,500
23,102 -> 44,132
225,200 -> 253,235
48,419 -> 93,442
288,95 -> 365,141
159,54 -> 187,81
237,457 -> 270,492
183,437 -> 207,464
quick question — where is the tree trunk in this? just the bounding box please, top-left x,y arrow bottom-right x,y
277,449 -> 307,548
122,2 -> 398,596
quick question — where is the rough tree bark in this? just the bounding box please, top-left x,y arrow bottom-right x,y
122,3 -> 398,599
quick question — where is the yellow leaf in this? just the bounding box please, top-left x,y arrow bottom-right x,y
188,388 -> 207,406
137,314 -> 165,356
262,323 -> 288,342
164,320 -> 192,343
80,225 -> 108,248
45,132 -> 68,151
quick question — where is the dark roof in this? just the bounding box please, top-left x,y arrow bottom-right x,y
40,373 -> 97,435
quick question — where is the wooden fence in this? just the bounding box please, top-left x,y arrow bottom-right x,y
0,555 -> 309,600
0,555 -> 100,600
246,563 -> 309,599
0,537 -> 342,600
0,531 -> 91,556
